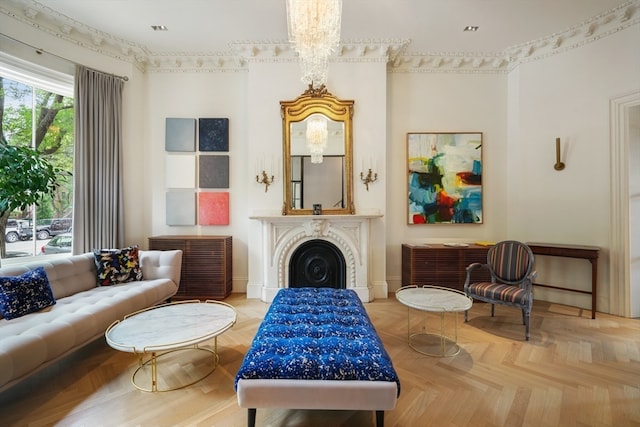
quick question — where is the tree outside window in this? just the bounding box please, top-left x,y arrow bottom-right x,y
0,75 -> 74,260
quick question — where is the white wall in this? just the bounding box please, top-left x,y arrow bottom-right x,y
385,72 -> 509,289
505,28 -> 640,313
144,71 -> 249,290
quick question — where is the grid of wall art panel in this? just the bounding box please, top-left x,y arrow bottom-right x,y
165,117 -> 230,226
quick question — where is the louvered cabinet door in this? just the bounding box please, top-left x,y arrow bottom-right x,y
147,237 -> 189,298
401,244 -> 490,292
402,244 -> 437,285
148,235 -> 233,300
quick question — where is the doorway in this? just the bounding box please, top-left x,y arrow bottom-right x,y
610,91 -> 640,318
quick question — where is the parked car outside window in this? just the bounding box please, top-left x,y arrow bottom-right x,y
5,219 -> 33,243
40,232 -> 72,255
35,218 -> 73,240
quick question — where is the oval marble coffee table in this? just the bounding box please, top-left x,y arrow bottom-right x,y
396,285 -> 472,357
105,300 -> 236,392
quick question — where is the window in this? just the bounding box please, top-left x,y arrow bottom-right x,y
1,53 -> 74,262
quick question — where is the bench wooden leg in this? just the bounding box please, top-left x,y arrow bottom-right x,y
376,410 -> 384,427
248,408 -> 256,427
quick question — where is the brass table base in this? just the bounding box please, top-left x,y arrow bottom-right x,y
406,310 -> 461,358
131,339 -> 219,392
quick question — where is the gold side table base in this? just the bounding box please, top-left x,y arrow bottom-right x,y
132,344 -> 218,392
409,332 -> 461,357
406,309 -> 461,358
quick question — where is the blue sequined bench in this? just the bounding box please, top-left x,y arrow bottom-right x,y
235,287 -> 400,427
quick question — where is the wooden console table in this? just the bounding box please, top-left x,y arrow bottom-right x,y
401,244 -> 491,292
148,235 -> 233,300
526,242 -> 599,319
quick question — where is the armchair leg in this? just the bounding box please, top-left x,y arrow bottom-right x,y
464,310 -> 468,322
524,311 -> 530,341
491,304 -> 495,317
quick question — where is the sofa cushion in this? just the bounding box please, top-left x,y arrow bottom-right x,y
93,245 -> 143,286
0,267 -> 56,320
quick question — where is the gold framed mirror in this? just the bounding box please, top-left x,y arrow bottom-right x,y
281,85 -> 355,215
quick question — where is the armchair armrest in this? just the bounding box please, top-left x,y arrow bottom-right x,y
464,263 -> 488,288
521,270 -> 538,291
466,262 -> 486,272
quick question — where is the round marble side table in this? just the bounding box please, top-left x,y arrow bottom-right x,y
396,285 -> 472,357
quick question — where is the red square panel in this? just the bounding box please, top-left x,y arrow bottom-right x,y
198,192 -> 229,225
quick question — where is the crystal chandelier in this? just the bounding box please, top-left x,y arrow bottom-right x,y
286,0 -> 342,87
306,114 -> 328,163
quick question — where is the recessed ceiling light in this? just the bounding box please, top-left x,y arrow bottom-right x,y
464,26 -> 479,32
151,25 -> 168,31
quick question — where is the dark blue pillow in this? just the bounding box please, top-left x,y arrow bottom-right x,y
0,267 -> 56,320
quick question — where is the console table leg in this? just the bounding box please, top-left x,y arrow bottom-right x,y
590,259 -> 597,319
439,312 -> 446,356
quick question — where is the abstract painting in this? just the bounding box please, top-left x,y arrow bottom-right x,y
165,154 -> 196,188
407,132 -> 483,224
199,118 -> 229,151
166,190 -> 196,225
198,192 -> 230,225
165,118 -> 196,152
199,155 -> 229,188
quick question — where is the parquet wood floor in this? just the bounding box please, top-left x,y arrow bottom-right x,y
1,293 -> 638,427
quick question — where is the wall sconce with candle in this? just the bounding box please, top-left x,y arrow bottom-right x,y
255,155 -> 277,192
360,157 -> 378,191
360,168 -> 378,191
256,170 -> 274,192
554,137 -> 566,171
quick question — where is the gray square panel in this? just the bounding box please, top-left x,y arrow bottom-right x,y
165,118 -> 196,152
199,155 -> 229,188
166,190 -> 196,225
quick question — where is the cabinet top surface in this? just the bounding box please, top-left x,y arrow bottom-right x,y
149,235 -> 232,239
403,243 -> 489,249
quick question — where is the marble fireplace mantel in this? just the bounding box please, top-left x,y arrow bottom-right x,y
248,211 -> 383,303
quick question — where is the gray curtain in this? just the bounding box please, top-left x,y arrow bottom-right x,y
72,65 -> 124,253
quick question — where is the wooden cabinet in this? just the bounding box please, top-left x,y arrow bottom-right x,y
401,244 -> 491,291
148,235 -> 232,300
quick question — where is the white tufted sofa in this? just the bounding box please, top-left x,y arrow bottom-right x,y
0,249 -> 182,392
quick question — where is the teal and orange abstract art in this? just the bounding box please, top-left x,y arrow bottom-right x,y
407,132 -> 483,224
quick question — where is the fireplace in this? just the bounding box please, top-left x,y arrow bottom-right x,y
289,239 -> 346,289
248,212 -> 383,302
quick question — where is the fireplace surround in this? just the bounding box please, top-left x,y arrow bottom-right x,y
248,212 -> 383,302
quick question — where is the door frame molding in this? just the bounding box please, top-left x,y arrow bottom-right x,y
609,90 -> 640,317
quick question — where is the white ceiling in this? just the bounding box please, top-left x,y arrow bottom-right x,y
6,0 -> 632,54
1,0 -> 637,73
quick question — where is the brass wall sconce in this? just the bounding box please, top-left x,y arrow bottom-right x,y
360,168 -> 378,191
554,137 -> 566,171
256,170 -> 274,192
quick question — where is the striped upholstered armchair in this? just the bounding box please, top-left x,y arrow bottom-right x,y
464,240 -> 537,340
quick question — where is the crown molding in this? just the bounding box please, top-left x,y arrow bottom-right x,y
390,1 -> 639,74
1,0 -> 638,75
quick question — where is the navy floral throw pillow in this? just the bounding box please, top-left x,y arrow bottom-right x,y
93,245 -> 143,286
0,267 -> 56,320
